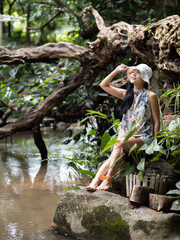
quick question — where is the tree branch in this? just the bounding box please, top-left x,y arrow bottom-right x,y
83,6 -> 106,31
53,0 -> 80,17
36,0 -> 80,18
0,69 -> 98,139
27,11 -> 63,30
0,42 -> 88,64
35,1 -> 58,7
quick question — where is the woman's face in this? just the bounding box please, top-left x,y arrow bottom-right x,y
127,69 -> 145,86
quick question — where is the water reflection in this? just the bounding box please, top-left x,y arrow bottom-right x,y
0,129 -> 86,240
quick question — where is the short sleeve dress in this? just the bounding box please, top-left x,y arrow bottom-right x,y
118,89 -> 154,145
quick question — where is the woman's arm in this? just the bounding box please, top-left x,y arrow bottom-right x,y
149,91 -> 160,136
100,64 -> 128,100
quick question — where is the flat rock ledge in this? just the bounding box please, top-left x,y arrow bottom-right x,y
51,190 -> 180,240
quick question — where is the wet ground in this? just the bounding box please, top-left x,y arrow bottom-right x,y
0,128 -> 88,240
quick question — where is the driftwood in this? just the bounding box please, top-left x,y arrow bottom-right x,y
149,193 -> 178,212
0,7 -> 179,141
130,185 -> 154,206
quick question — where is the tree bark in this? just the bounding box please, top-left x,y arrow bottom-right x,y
0,0 -> 3,14
25,3 -> 31,44
33,124 -> 48,160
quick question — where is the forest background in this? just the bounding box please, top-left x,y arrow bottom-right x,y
0,0 -> 179,178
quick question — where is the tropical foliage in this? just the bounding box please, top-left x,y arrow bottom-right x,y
167,181 -> 180,211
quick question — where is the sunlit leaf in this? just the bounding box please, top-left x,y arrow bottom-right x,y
128,143 -> 138,156
100,136 -> 118,154
89,129 -> 96,136
101,131 -> 111,151
170,200 -> 180,211
166,189 -> 180,195
145,139 -> 166,155
138,143 -> 148,151
78,170 -> 95,178
176,181 -> 180,190
145,139 -> 157,154
123,127 -> 138,142
137,170 -> 144,181
150,152 -> 162,162
64,186 -> 81,191
109,153 -> 125,169
168,120 -> 179,131
86,110 -> 108,119
137,158 -> 145,171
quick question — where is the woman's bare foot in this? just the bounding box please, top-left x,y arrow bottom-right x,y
96,179 -> 112,191
85,179 -> 99,191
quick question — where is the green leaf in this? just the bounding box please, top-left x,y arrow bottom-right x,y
150,152 -> 162,162
86,110 -> 108,119
168,119 -> 179,131
109,153 -> 125,170
145,139 -> 166,155
170,200 -> 180,211
176,181 -> 180,190
123,127 -> 138,142
137,158 -> 145,171
78,170 -> 95,178
100,136 -> 118,154
64,188 -> 74,191
138,143 -> 148,151
64,186 -> 81,190
157,145 -> 166,155
137,170 -> 144,181
120,162 -> 134,176
89,129 -> 96,136
128,143 -> 138,156
170,144 -> 179,151
101,131 -> 111,151
172,149 -> 180,156
166,189 -> 180,195
145,139 -> 157,154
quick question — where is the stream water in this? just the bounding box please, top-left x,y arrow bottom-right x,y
0,127 -> 88,240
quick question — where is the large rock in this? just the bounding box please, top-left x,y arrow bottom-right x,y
51,190 -> 180,240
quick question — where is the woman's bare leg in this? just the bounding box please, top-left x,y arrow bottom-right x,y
96,144 -> 124,190
85,159 -> 110,190
86,137 -> 144,191
86,140 -> 124,191
96,137 -> 144,190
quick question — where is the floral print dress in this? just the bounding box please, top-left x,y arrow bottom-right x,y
118,89 -> 154,145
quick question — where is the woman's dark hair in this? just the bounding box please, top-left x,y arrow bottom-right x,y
120,82 -> 148,115
120,82 -> 134,115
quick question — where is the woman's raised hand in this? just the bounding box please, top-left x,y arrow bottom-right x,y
115,64 -> 129,73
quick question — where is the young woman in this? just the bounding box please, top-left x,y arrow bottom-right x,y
86,63 -> 160,191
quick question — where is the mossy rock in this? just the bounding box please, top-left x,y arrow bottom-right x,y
82,205 -> 130,240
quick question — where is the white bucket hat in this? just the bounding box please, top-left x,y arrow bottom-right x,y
128,63 -> 152,84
